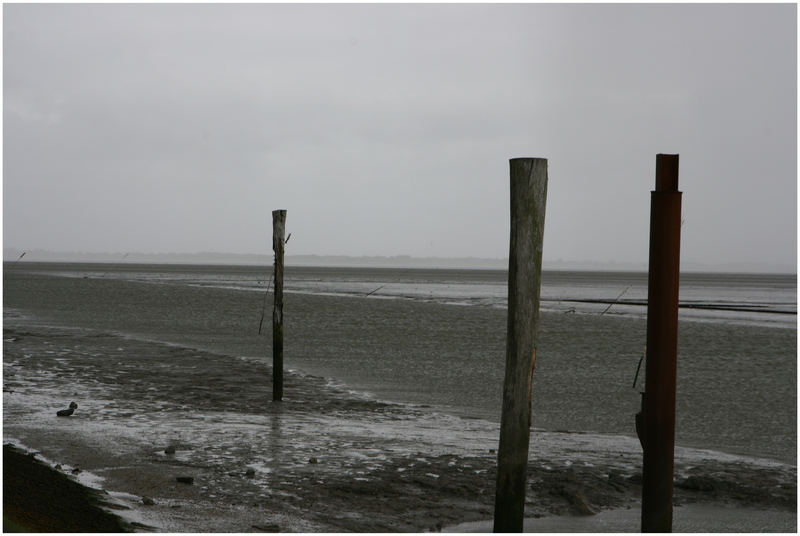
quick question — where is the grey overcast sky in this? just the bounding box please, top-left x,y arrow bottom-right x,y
3,3 -> 797,269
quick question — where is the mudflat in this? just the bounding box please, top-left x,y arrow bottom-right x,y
3,266 -> 796,532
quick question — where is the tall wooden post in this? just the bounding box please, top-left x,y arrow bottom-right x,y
494,158 -> 548,532
272,209 -> 286,402
641,154 -> 682,532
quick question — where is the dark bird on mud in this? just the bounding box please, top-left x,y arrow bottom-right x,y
57,402 -> 78,417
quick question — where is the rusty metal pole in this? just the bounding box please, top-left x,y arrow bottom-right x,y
494,158 -> 548,532
641,154 -> 682,532
272,209 -> 286,402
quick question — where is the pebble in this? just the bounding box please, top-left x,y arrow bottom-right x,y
252,523 -> 281,532
72,467 -> 81,474
176,476 -> 194,484
141,496 -> 155,506
308,457 -> 319,464
165,445 -> 176,455
245,468 -> 256,477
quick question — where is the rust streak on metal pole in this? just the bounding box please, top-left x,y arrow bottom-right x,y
641,154 -> 682,532
272,209 -> 286,402
494,157 -> 547,533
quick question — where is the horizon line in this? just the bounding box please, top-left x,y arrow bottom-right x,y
2,248 -> 795,275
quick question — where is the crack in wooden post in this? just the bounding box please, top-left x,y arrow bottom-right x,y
528,348 -> 537,428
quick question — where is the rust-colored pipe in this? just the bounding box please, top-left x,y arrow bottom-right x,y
641,154 -> 682,532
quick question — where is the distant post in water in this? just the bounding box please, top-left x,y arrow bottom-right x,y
641,154 -> 682,532
272,209 -> 287,402
494,158 -> 548,532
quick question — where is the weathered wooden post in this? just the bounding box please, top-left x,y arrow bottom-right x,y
641,154 -> 682,532
272,209 -> 286,402
494,158 -> 548,532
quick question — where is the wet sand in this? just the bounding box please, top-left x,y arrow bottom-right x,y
5,396 -> 796,532
3,429 -> 796,533
4,323 -> 796,532
447,504 -> 798,533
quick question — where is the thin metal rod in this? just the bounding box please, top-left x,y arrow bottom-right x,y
600,286 -> 630,316
258,274 -> 273,335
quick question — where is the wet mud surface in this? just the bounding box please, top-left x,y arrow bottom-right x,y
3,323 -> 796,532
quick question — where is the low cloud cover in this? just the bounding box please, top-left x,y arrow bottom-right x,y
4,4 -> 796,271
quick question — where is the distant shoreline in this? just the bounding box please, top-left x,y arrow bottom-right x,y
3,249 -> 796,275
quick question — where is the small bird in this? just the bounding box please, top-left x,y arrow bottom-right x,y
57,402 -> 78,417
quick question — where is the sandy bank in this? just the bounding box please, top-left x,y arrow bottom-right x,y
446,503 -> 797,532
3,444 -> 131,532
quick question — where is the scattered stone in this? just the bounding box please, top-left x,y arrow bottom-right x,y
676,475 -> 715,492
176,476 -> 194,485
308,457 -> 319,464
165,445 -> 176,455
54,464 -> 62,471
57,402 -> 78,417
72,467 -> 81,474
245,468 -> 256,478
141,496 -> 155,506
252,523 -> 281,532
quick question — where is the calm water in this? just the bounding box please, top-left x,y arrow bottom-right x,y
3,262 -> 796,464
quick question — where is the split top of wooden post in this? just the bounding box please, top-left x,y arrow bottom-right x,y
272,210 -> 287,251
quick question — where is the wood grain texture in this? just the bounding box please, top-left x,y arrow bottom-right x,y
272,209 -> 286,402
494,158 -> 548,532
